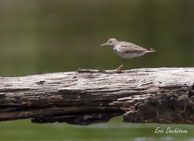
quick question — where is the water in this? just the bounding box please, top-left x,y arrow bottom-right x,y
0,0 -> 194,140
1,117 -> 194,141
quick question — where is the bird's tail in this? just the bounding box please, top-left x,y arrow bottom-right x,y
146,48 -> 156,53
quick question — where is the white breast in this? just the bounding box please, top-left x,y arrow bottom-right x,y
113,45 -> 145,59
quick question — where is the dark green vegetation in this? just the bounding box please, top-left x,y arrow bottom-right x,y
0,0 -> 194,140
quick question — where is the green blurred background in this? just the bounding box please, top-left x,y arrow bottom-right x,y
0,0 -> 194,141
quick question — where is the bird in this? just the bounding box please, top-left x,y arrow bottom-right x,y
101,38 -> 155,71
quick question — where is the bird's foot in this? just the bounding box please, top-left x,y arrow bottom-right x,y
115,69 -> 122,73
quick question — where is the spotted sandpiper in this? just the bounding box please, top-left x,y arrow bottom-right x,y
101,38 -> 155,71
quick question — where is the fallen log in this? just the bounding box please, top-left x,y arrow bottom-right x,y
0,68 -> 194,125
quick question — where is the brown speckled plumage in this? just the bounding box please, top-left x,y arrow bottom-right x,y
101,38 -> 155,71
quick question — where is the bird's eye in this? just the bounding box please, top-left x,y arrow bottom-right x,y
109,40 -> 112,43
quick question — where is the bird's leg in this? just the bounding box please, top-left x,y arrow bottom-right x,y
116,59 -> 125,72
116,64 -> 123,72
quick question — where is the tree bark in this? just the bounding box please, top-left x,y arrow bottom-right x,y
0,68 -> 194,125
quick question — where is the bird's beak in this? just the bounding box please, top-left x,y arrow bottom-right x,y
100,42 -> 108,47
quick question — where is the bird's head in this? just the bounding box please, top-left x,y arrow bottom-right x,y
101,38 -> 118,47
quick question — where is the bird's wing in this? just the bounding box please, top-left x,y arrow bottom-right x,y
119,41 -> 147,53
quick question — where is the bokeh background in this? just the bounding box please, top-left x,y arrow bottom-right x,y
0,0 -> 194,141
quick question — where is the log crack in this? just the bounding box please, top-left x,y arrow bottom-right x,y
0,68 -> 194,125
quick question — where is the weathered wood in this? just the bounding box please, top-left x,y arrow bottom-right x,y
0,68 -> 194,125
